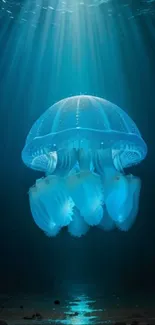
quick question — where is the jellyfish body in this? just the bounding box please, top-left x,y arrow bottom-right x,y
22,95 -> 147,237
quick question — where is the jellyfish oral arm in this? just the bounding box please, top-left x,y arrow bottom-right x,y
29,176 -> 75,237
115,175 -> 141,231
65,171 -> 104,226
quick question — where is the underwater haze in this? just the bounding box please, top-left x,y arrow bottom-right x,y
1,0 -> 155,300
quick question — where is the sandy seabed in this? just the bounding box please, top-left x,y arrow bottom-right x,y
0,293 -> 155,325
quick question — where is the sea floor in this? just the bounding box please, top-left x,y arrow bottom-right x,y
0,292 -> 155,325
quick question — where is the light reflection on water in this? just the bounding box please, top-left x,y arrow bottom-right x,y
0,0 -> 155,27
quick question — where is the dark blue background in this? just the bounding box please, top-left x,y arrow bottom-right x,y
0,0 -> 155,298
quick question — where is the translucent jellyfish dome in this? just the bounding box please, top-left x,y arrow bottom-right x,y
22,95 -> 147,237
22,95 -> 147,174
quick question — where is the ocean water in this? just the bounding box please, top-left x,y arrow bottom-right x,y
0,0 -> 155,317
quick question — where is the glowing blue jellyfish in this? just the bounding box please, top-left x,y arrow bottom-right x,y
22,95 -> 147,237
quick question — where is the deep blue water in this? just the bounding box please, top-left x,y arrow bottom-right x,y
0,0 -> 155,301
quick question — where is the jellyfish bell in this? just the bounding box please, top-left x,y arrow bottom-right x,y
22,95 -> 147,175
22,95 -> 147,236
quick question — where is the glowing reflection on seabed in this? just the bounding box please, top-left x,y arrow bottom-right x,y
52,294 -> 104,324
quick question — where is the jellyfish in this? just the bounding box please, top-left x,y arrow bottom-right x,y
22,95 -> 147,237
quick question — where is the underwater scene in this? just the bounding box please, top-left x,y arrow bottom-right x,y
1,0 -> 155,324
